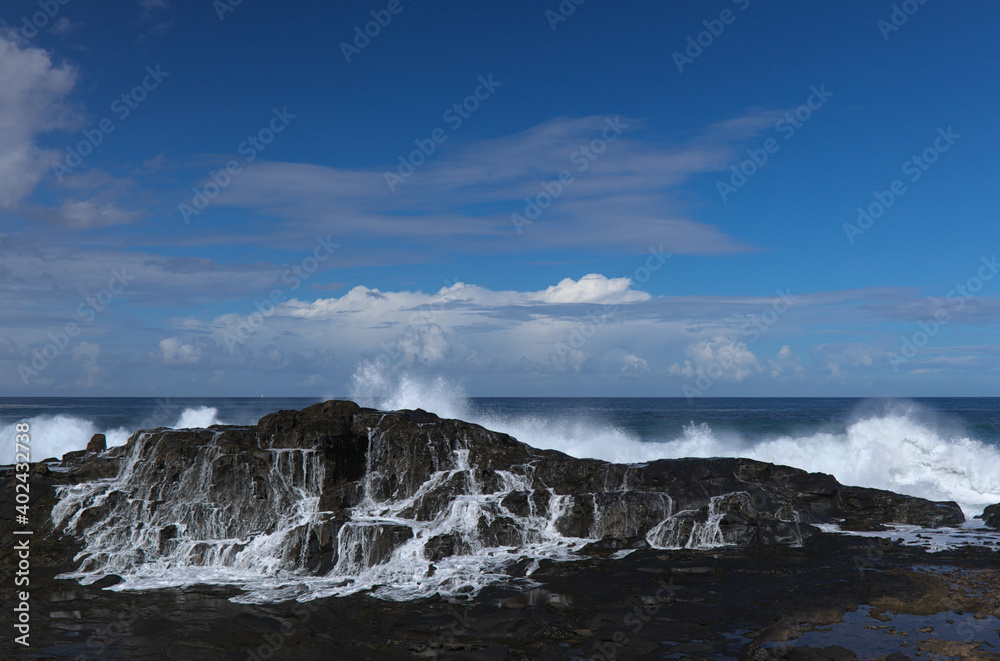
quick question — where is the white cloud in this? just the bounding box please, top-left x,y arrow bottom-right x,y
396,324 -> 450,365
282,273 -> 651,324
669,336 -> 761,382
212,114 -> 769,255
811,343 -> 876,380
72,341 -> 101,386
0,35 -> 142,228
765,344 -> 804,378
0,33 -> 78,209
621,353 -> 650,372
37,198 -> 140,229
158,337 -> 202,365
178,273 -> 670,377
534,274 -> 650,304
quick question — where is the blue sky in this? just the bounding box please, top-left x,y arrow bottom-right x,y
1,0 -> 998,397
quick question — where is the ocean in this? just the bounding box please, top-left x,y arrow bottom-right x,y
3,387 -> 999,519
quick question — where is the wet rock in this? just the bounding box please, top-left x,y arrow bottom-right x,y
91,574 -> 124,588
839,517 -> 888,531
87,433 -> 107,454
61,449 -> 87,462
158,524 -> 180,554
746,645 -> 858,660
40,399 -> 970,588
835,486 -> 964,528
3,442 -> 998,661
335,522 -> 414,569
424,533 -> 460,561
980,503 -> 1000,529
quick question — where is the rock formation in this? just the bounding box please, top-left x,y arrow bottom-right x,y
48,400 -> 965,601
982,503 -> 1000,530
86,433 -> 107,454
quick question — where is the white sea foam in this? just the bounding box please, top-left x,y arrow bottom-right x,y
0,407 -> 227,465
172,406 -> 226,430
53,422 -> 589,603
350,370 -> 1000,518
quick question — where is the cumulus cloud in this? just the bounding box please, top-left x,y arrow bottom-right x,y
767,345 -> 804,378
158,337 -> 202,365
810,343 -> 875,381
176,273 -> 670,380
0,33 -> 78,209
281,273 -> 651,325
396,324 -> 450,365
533,274 -> 650,304
669,336 -> 761,382
0,35 -> 144,228
621,353 -> 650,372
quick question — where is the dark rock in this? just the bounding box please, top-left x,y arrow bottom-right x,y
159,524 -> 180,554
2,417 -> 996,661
747,645 -> 858,660
425,533 -> 460,561
87,433 -> 107,454
61,449 -> 86,462
839,517 -> 889,531
835,486 -> 964,528
39,399 -> 967,588
788,646 -> 858,661
91,574 -> 124,588
981,503 -> 1000,530
9,399 -> 979,661
336,522 -> 414,569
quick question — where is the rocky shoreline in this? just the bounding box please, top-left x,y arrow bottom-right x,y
2,400 -> 999,660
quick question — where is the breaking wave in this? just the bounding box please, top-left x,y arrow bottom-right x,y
350,370 -> 1000,518
0,407 -> 227,465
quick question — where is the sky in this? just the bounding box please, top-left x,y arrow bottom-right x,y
0,0 -> 998,398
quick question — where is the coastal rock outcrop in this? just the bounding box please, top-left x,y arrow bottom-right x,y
982,503 -> 1000,530
49,400 -> 965,599
86,433 -> 107,454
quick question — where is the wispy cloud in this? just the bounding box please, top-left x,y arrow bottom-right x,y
206,113 -> 778,256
